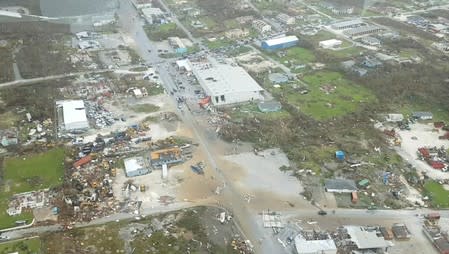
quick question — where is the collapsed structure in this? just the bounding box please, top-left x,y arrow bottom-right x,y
294,231 -> 337,254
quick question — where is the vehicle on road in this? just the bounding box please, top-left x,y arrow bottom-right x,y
318,210 -> 327,216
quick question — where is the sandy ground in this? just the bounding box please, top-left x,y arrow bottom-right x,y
395,123 -> 449,180
222,148 -> 309,210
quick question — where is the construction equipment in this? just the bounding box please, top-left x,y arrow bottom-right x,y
140,185 -> 146,192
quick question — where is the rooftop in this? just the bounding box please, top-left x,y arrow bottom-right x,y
142,7 -> 163,16
56,100 -> 88,128
331,19 -> 364,28
124,157 -> 147,173
191,58 -> 264,97
344,25 -> 382,36
345,226 -> 392,249
294,234 -> 337,254
263,35 -> 299,46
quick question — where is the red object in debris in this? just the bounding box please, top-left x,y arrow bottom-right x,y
198,96 -> 211,108
73,155 -> 92,168
418,147 -> 430,158
434,122 -> 445,128
430,161 -> 445,170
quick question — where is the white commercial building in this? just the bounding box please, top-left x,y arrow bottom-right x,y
191,58 -> 265,106
132,0 -> 153,9
56,100 -> 89,131
142,7 -> 163,23
331,19 -> 364,30
294,234 -> 337,254
252,19 -> 272,33
319,39 -> 342,49
176,59 -> 192,72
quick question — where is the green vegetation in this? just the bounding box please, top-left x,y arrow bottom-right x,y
0,238 -> 41,254
228,102 -> 290,122
0,148 -> 65,229
272,71 -> 375,120
130,103 -> 160,113
424,181 -> 449,208
205,39 -> 234,50
227,45 -> 252,57
144,23 -> 185,41
0,47 -> 14,83
278,47 -> 316,65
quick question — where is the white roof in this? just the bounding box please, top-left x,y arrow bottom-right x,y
331,19 -> 363,28
319,39 -> 342,46
191,58 -> 264,97
264,35 -> 299,46
0,10 -> 22,18
142,7 -> 163,17
133,88 -> 142,96
345,226 -> 392,249
124,157 -> 146,173
56,100 -> 88,130
294,235 -> 337,254
176,59 -> 192,72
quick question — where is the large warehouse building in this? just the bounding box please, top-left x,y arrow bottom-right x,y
261,35 -> 299,51
191,58 -> 265,106
56,100 -> 89,131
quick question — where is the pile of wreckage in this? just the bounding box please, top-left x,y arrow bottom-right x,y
417,146 -> 449,171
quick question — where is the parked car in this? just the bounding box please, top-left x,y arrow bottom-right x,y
318,210 -> 327,216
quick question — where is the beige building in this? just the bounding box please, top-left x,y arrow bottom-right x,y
225,28 -> 249,39
277,13 -> 295,25
252,19 -> 271,33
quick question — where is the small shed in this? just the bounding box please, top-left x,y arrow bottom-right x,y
335,150 -> 345,161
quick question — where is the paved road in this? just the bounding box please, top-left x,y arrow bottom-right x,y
115,1 -> 286,253
0,69 -> 112,89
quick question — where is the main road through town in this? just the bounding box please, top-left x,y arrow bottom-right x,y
115,0 -> 287,253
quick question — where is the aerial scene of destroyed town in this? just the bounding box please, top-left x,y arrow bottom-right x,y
1,0 -> 449,253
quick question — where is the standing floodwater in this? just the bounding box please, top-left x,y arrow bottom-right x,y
40,0 -> 118,17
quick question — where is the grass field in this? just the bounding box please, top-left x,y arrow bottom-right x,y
276,47 -> 316,66
273,71 -> 375,120
0,238 -> 41,254
424,181 -> 449,208
205,39 -> 233,50
130,103 -> 160,113
0,148 -> 65,229
227,102 -> 290,122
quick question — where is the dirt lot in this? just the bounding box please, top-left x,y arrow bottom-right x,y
223,148 -> 312,211
395,123 -> 449,180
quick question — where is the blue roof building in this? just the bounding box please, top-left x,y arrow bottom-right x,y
261,35 -> 299,52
